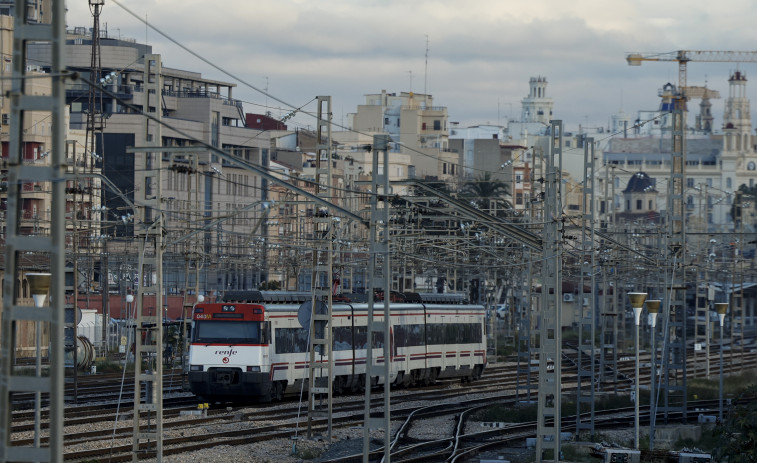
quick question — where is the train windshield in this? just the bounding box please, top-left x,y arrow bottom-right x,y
193,321 -> 261,344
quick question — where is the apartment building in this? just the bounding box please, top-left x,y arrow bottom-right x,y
27,27 -> 272,294
350,90 -> 452,180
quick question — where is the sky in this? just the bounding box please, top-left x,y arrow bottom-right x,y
65,0 -> 757,135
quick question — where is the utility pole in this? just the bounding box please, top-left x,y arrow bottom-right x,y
535,120 -> 563,462
659,91 -> 688,425
0,1 -> 67,461
86,0 -> 108,356
600,164 -> 619,389
307,96 -> 335,440
576,137 -> 597,437
516,145 -> 543,403
131,54 -> 164,462
362,134 -> 392,462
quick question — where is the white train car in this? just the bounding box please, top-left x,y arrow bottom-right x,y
187,291 -> 487,402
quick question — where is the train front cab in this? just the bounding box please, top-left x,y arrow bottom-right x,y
187,302 -> 274,401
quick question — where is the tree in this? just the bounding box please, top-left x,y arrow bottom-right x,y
711,385 -> 757,463
258,280 -> 281,291
462,172 -> 512,214
730,184 -> 757,228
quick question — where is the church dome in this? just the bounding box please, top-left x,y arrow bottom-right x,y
624,172 -> 656,193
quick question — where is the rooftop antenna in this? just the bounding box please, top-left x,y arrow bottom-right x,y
264,76 -> 269,117
424,35 -> 429,96
408,70 -> 413,92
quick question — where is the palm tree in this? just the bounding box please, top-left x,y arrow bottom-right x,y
462,172 -> 512,214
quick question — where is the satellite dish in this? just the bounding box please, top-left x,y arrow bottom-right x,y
297,300 -> 328,328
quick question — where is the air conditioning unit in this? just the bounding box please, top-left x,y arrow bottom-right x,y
563,293 -> 575,303
583,297 -> 590,306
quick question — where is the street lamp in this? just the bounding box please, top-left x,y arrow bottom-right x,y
125,294 -> 134,314
125,294 -> 134,363
26,272 -> 51,448
628,292 -> 648,450
715,302 -> 728,421
645,299 -> 661,450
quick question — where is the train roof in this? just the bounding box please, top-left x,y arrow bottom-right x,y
221,290 -> 471,305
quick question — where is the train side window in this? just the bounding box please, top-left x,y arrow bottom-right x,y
261,322 -> 270,344
372,330 -> 384,349
394,325 -> 407,348
274,327 -> 309,354
354,326 -> 367,349
333,326 -> 352,351
426,323 -> 444,345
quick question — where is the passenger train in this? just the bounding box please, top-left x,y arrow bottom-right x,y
187,291 -> 487,402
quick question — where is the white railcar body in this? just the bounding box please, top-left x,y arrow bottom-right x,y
188,292 -> 487,401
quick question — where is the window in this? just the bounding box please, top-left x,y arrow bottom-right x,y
636,199 -> 642,210
706,178 -> 713,187
516,193 -> 523,205
194,321 -> 261,344
686,178 -> 695,188
274,327 -> 309,354
433,120 -> 441,130
422,122 -> 427,130
211,112 -> 219,147
648,200 -> 653,209
727,178 -> 733,188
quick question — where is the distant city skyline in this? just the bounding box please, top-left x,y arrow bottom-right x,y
65,0 -> 757,135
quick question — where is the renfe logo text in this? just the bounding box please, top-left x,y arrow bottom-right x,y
215,349 -> 238,356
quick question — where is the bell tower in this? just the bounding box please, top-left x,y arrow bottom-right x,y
521,76 -> 554,124
722,71 -> 751,153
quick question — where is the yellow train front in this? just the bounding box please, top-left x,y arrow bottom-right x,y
188,291 -> 487,402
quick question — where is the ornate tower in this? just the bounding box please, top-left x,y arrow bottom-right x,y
722,71 -> 751,153
521,76 -> 554,124
696,96 -> 714,133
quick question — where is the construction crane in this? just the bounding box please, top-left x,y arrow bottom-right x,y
626,50 -> 757,93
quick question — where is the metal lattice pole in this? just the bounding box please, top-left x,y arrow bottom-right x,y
660,99 -> 687,425
535,121 -> 563,462
307,96 -> 334,440
362,134 -> 391,462
131,54 -> 164,462
576,138 -> 596,437
0,1 -> 66,461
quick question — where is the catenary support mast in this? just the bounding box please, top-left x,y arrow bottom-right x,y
535,121 -> 563,462
307,96 -> 335,440
131,54 -> 164,463
362,134 -> 392,462
576,138 -> 597,436
0,1 -> 67,461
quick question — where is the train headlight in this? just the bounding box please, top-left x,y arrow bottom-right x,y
246,366 -> 261,372
190,365 -> 203,372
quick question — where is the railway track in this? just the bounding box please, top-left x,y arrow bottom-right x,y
12,350 -> 755,461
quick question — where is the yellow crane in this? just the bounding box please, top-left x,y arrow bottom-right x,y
626,50 -> 757,94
